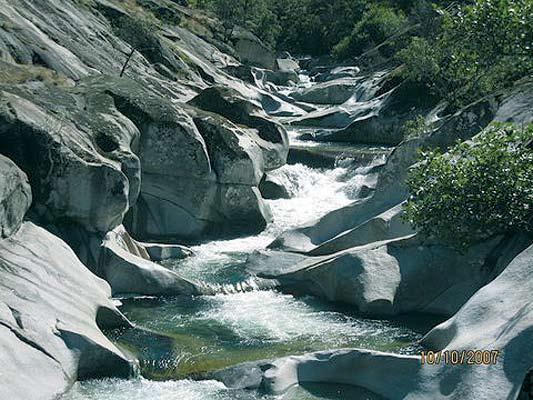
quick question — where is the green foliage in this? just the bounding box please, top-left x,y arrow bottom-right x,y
401,115 -> 431,139
399,0 -> 533,107
332,4 -> 408,59
193,0 -> 366,55
198,0 -> 278,45
275,0 -> 366,56
405,124 -> 533,248
397,37 -> 440,84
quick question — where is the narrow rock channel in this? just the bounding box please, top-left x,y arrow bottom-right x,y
61,70 -> 439,399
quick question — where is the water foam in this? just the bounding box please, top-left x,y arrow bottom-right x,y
62,378 -> 270,400
167,158 -> 382,288
196,291 -> 403,345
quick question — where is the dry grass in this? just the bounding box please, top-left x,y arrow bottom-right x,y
0,62 -> 71,86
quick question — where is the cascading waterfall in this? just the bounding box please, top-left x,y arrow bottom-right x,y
163,155 -> 383,294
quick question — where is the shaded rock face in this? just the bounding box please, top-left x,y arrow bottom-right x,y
290,78 -> 363,105
0,222 -> 133,400
294,80 -> 438,145
0,75 -> 279,243
98,79 -> 275,241
0,0 -> 291,242
0,154 -> 31,238
231,28 -> 276,70
0,86 -> 139,232
189,85 -> 289,171
257,234 -> 505,316
259,173 -> 290,200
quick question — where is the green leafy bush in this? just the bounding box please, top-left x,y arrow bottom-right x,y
405,124 -> 533,248
399,0 -> 533,107
401,115 -> 432,139
332,4 -> 407,59
275,0 -> 366,56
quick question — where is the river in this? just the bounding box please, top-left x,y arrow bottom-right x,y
62,72 -> 441,400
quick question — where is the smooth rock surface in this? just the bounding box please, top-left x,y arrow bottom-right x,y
0,222 -> 133,400
290,78 -> 361,105
100,226 -> 200,296
0,89 -> 132,234
259,173 -> 291,200
0,154 -> 31,238
231,28 -> 276,70
260,234 -> 505,316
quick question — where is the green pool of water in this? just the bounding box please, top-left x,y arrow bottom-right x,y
109,292 -> 441,380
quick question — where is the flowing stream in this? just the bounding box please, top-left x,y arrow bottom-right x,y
62,75 -> 441,400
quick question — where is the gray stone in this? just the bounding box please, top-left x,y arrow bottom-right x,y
0,222 -> 133,400
0,90 -> 133,234
100,226 -> 200,296
189,85 -> 289,171
51,223 -> 198,296
290,78 -> 360,105
494,78 -> 533,125
271,79 -> 532,255
0,155 -> 31,238
261,69 -> 300,87
276,58 -> 299,72
307,203 -> 414,256
81,78 -> 273,241
259,173 -> 290,200
231,28 -> 276,70
261,234 -> 505,316
143,243 -> 193,261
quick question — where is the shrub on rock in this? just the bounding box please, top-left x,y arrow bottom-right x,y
405,123 -> 533,248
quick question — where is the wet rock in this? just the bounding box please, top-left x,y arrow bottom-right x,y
307,203 -> 414,256
276,58 -> 299,73
100,226 -> 200,296
261,69 -> 300,86
51,223 -> 197,296
0,222 -> 133,400
143,243 -> 193,261
271,79 -> 532,255
0,154 -> 31,238
317,66 -> 361,82
290,78 -> 360,105
259,174 -> 290,200
262,234 -> 506,316
313,82 -> 437,145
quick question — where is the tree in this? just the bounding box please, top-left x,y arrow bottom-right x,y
399,0 -> 533,107
332,4 -> 408,59
404,124 -> 533,248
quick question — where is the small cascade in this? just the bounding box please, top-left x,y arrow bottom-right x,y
195,276 -> 280,295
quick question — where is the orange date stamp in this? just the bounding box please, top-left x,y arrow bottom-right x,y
420,350 -> 500,366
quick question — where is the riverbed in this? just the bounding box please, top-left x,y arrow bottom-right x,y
62,73 -> 441,400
